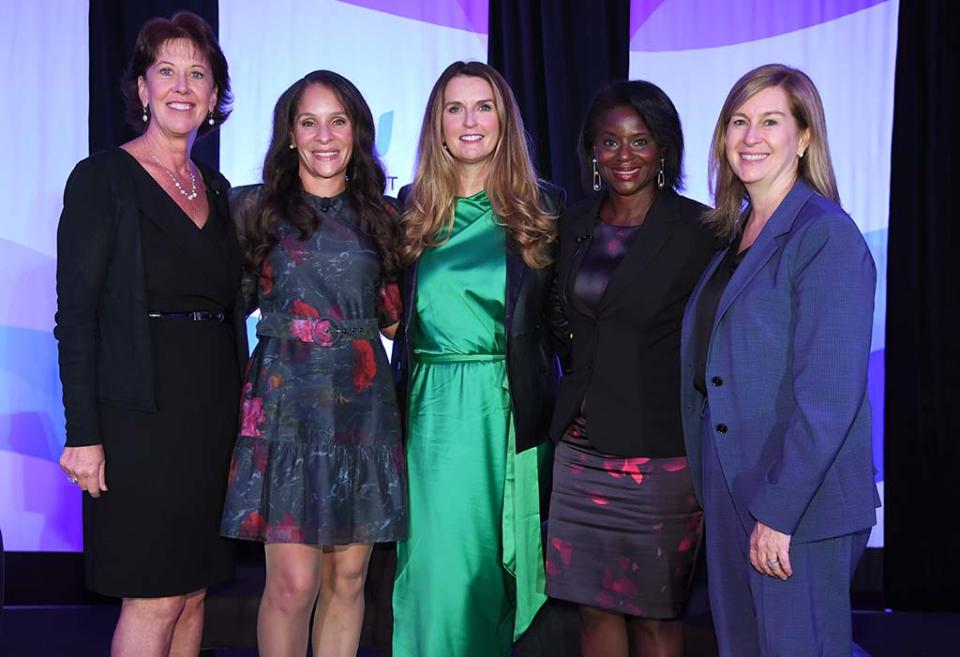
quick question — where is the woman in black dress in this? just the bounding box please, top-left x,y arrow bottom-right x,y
219,71 -> 406,657
545,81 -> 717,657
55,13 -> 244,657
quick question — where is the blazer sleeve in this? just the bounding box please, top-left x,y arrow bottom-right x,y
748,213 -> 877,534
375,196 -> 403,328
228,185 -> 263,316
54,159 -> 117,447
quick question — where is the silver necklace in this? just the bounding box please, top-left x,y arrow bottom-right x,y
150,153 -> 199,201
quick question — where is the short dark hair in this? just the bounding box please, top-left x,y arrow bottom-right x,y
578,80 -> 685,193
121,11 -> 231,135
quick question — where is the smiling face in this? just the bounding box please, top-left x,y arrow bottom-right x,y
137,39 -> 217,138
440,75 -> 501,172
593,104 -> 660,198
725,85 -> 810,198
291,83 -> 354,197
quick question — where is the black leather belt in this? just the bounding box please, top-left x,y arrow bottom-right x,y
148,311 -> 227,322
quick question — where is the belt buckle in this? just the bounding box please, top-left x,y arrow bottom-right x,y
310,318 -> 340,347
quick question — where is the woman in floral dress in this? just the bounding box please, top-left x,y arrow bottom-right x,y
220,70 -> 406,657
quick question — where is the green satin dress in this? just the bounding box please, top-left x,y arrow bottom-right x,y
392,191 -> 547,657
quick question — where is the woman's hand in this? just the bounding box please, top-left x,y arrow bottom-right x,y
750,520 -> 792,580
60,445 -> 108,498
380,322 -> 400,341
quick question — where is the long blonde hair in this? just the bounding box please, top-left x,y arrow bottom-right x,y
706,63 -> 840,239
400,61 -> 556,268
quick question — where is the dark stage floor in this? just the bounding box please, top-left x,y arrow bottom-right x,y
1,604 -> 958,657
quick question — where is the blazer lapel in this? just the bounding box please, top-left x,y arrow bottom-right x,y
401,259 -> 419,330
712,180 -> 814,328
504,247 -> 525,336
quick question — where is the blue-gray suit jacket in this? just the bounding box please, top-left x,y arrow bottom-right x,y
679,180 -> 880,543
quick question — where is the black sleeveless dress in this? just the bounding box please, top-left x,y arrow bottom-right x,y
82,152 -> 241,597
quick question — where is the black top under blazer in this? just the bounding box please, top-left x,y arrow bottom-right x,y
548,191 -> 718,457
54,149 -> 248,447
392,183 -> 565,453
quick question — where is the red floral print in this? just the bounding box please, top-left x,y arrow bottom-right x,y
260,259 -> 273,296
661,457 -> 688,472
289,318 -> 333,346
551,538 -> 574,567
241,397 -> 265,437
604,456 -> 650,485
378,283 -> 402,325
351,339 -> 377,392
602,565 -> 639,596
252,440 -> 269,473
292,299 -> 320,318
267,514 -> 305,542
283,236 -> 307,264
239,511 -> 268,538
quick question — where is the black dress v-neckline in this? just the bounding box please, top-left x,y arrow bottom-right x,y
118,147 -> 212,231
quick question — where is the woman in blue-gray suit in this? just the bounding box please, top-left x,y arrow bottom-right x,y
680,64 -> 879,656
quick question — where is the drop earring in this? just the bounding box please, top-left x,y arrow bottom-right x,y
141,104 -> 149,123
656,158 -> 665,190
207,111 -> 215,126
592,157 -> 601,192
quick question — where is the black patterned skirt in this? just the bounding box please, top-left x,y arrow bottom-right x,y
545,427 -> 703,618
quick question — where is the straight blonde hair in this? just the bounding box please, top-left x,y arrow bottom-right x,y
706,64 -> 840,239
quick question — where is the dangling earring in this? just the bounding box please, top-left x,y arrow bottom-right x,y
289,143 -> 296,149
141,104 -> 149,123
207,111 -> 215,126
656,158 -> 665,190
592,157 -> 601,192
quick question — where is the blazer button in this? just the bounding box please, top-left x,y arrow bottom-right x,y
715,423 -> 728,434
711,376 -> 723,387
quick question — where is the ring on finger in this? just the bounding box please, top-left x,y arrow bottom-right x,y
766,558 -> 779,567
67,475 -> 79,484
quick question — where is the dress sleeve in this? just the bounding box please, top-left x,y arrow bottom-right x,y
54,158 -> 116,447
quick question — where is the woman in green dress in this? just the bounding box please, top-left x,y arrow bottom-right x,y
391,61 -> 563,657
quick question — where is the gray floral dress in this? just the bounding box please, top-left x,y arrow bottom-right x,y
220,186 -> 407,545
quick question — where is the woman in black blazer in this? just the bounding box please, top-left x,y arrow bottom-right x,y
545,81 -> 717,657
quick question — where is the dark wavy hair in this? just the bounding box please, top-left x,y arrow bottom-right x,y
121,11 -> 231,135
244,70 -> 399,278
578,80 -> 685,193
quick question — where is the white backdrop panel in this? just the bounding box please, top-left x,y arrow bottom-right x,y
0,0 -> 89,551
220,0 -> 488,189
630,1 -> 898,548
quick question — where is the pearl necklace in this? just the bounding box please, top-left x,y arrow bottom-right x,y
150,153 -> 199,201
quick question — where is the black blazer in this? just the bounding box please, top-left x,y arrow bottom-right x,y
54,149 -> 248,447
548,191 -> 718,457
392,183 -> 565,453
